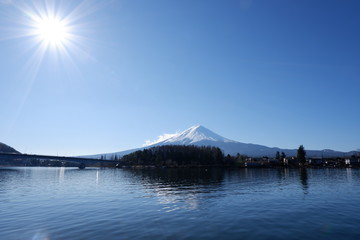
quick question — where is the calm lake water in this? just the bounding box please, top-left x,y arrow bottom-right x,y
1,167 -> 360,240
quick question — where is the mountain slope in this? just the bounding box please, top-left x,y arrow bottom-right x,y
155,125 -> 236,145
0,142 -> 20,154
83,125 -> 355,159
151,126 -> 291,157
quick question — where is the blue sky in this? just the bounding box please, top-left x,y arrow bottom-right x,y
0,0 -> 359,155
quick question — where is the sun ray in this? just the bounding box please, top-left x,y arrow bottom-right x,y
0,0 -> 108,130
0,0 -> 111,76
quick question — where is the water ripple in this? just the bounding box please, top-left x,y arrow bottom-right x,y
1,167 -> 360,239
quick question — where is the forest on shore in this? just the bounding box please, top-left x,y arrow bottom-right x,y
120,145 -> 225,167
117,145 -> 360,168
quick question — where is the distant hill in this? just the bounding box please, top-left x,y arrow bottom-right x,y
83,125 -> 356,159
0,142 -> 20,154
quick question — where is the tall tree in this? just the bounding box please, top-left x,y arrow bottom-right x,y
275,151 -> 280,161
297,145 -> 306,166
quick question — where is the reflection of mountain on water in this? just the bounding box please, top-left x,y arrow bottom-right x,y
125,167 -> 320,208
125,168 -> 226,211
124,168 -> 317,211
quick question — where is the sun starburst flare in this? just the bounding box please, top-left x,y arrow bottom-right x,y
33,16 -> 69,47
0,0 -> 105,129
1,0 -> 104,63
24,2 -> 79,56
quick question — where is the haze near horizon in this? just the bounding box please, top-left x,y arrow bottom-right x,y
0,0 -> 359,156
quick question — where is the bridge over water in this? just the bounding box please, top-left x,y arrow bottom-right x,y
0,153 -> 119,169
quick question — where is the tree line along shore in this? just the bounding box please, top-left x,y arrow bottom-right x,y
112,145 -> 360,169
1,145 -> 359,168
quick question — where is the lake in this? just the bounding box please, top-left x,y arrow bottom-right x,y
1,167 -> 360,240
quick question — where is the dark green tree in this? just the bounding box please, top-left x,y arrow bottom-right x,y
121,145 -> 224,167
275,151 -> 280,161
297,145 -> 306,166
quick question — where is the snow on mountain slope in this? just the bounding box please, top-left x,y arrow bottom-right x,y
82,125 -> 353,159
82,125 -> 236,159
157,125 -> 236,145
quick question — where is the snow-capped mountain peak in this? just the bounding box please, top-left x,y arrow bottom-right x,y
157,125 -> 235,145
82,125 -> 355,159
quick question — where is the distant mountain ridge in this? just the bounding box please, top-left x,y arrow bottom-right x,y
83,125 -> 356,159
0,142 -> 20,154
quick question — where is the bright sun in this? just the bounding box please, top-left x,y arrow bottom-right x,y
34,16 -> 70,47
13,0 -> 96,61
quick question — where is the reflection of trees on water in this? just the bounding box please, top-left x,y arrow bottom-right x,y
125,168 -> 226,210
127,168 -> 225,193
276,168 -> 289,184
299,168 -> 309,194
130,168 -> 225,186
275,167 -> 309,194
126,168 -> 305,210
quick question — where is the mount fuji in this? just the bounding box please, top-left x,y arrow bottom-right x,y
151,125 -> 236,145
84,125 -> 355,159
